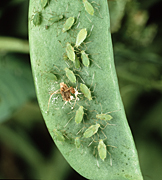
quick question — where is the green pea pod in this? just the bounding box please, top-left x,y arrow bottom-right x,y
29,0 -> 143,179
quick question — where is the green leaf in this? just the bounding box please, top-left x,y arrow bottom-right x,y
29,0 -> 143,179
0,54 -> 35,122
108,0 -> 128,33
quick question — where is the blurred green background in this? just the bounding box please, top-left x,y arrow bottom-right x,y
0,0 -> 162,179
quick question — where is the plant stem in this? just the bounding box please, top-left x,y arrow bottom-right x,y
0,37 -> 29,54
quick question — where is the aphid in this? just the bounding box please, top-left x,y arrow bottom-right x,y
66,42 -> 75,62
98,139 -> 116,166
81,50 -> 90,67
83,0 -> 94,16
40,0 -> 48,9
83,123 -> 100,138
75,137 -> 81,149
75,28 -> 87,47
96,114 -> 113,121
47,82 -> 75,111
64,68 -> 76,83
43,72 -> 57,82
62,17 -> 75,32
32,11 -> 42,26
75,106 -> 84,124
80,83 -> 92,101
48,15 -> 63,24
98,139 -> 107,161
74,55 -> 81,68
53,129 -> 65,142
45,25 -> 50,29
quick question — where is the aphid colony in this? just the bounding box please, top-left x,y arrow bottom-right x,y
31,0 -> 117,166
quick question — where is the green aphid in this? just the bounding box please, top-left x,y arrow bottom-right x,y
66,42 -> 75,62
98,139 -> 107,161
96,114 -> 113,121
43,72 -> 57,81
80,83 -> 92,101
45,25 -> 50,30
75,106 -> 84,124
33,12 -> 42,26
53,129 -> 65,142
48,15 -> 63,24
62,17 -> 75,32
83,124 -> 100,138
74,55 -> 81,68
83,0 -> 94,16
64,68 -> 76,83
75,137 -> 81,149
81,50 -> 90,67
75,28 -> 87,47
40,0 -> 48,8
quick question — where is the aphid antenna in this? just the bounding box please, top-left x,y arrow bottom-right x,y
105,109 -> 121,115
100,122 -> 116,130
58,40 -> 65,48
98,103 -> 112,115
52,65 -> 62,72
98,102 -> 121,115
107,144 -> 117,149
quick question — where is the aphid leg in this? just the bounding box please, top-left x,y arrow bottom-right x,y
89,57 -> 101,69
88,135 -> 97,146
66,3 -> 69,11
83,68 -> 89,75
62,98 -> 73,109
75,74 -> 85,83
87,25 -> 94,37
76,22 -> 80,29
93,144 -> 100,168
107,150 -> 112,166
76,126 -> 85,135
86,14 -> 92,23
74,12 -> 81,26
91,1 -> 103,18
94,148 -> 100,168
